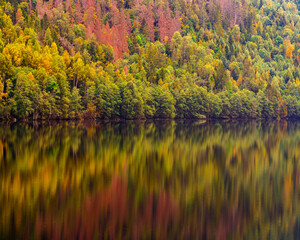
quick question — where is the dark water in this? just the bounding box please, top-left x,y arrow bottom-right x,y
0,120 -> 300,240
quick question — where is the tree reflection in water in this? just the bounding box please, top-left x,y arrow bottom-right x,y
0,120 -> 299,240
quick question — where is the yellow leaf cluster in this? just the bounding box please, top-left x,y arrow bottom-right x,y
286,42 -> 295,58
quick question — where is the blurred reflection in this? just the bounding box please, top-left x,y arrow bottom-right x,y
0,120 -> 300,239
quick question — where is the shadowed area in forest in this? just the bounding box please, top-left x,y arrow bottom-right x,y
0,120 -> 300,239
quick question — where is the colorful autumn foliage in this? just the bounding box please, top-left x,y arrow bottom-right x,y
0,0 -> 299,120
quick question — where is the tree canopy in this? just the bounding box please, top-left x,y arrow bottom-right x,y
0,0 -> 299,120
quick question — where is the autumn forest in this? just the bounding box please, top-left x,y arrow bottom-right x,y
0,0 -> 299,120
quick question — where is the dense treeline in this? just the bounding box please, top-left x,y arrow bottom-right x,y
0,0 -> 300,120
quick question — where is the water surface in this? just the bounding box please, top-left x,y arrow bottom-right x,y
0,120 -> 299,239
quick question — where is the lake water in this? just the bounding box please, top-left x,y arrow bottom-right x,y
0,120 -> 299,240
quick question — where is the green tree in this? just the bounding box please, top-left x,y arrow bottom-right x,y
152,86 -> 175,118
0,53 -> 12,98
11,71 -> 41,119
69,87 -> 82,119
120,81 -> 144,119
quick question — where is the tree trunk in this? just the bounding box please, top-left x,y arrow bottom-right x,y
33,111 -> 38,121
75,76 -> 78,88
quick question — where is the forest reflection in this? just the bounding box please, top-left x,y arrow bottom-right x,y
0,120 -> 300,240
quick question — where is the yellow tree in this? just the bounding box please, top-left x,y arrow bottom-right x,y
72,57 -> 85,88
16,8 -> 24,23
285,40 -> 295,58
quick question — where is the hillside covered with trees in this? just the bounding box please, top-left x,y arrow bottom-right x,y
0,0 -> 299,120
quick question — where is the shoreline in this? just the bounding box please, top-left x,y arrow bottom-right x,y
1,117 -> 298,124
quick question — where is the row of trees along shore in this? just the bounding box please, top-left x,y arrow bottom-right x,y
0,0 -> 300,120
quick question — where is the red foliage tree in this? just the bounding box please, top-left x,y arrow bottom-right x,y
85,6 -> 96,38
102,22 -> 113,47
75,0 -> 84,24
36,0 -> 46,19
145,3 -> 155,42
65,0 -> 72,12
94,3 -> 103,43
158,4 -> 177,43
117,9 -> 129,56
97,5 -> 129,59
